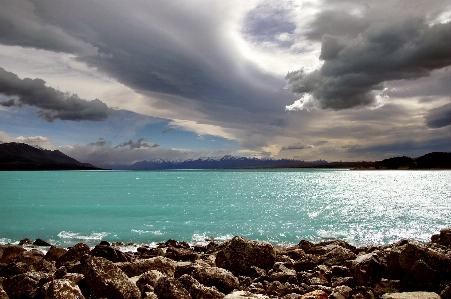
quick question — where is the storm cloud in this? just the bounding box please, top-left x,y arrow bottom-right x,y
0,67 -> 111,122
425,103 -> 451,129
286,17 -> 451,110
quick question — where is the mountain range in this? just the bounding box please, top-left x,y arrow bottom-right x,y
1,142 -> 450,170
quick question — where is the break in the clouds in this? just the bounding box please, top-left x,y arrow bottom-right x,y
286,17 -> 451,110
0,67 -> 111,122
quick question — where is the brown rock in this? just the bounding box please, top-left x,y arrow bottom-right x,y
224,290 -> 270,298
0,288 -> 8,299
381,292 -> 440,299
154,276 -> 192,299
56,243 -> 90,268
39,278 -> 85,299
3,271 -> 48,299
118,256 -> 176,277
33,238 -> 53,247
301,290 -> 328,299
45,247 -> 68,262
90,244 -> 132,262
136,270 -> 165,292
400,260 -> 438,292
215,236 -> 276,275
0,262 -> 31,278
178,274 -> 225,299
79,255 -> 141,299
0,246 -> 26,264
348,252 -> 384,286
192,266 -> 239,294
165,247 -> 198,261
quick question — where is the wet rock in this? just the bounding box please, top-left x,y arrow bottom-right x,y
33,238 -> 53,247
45,247 -> 68,262
19,238 -> 33,245
3,271 -> 48,299
79,255 -> 141,299
381,292 -> 440,299
154,276 -> 192,299
215,236 -> 276,275
192,266 -> 239,294
178,274 -> 225,299
118,256 -> 176,277
56,243 -> 90,268
90,244 -> 132,262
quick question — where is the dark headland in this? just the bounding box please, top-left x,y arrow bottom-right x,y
1,141 -> 450,170
2,230 -> 451,298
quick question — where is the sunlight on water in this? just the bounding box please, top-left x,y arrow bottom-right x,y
1,169 -> 450,247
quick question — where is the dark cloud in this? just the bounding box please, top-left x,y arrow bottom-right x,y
88,138 -> 109,147
114,138 -> 158,149
286,17 -> 451,110
0,67 -> 111,122
425,103 -> 451,128
281,143 -> 313,151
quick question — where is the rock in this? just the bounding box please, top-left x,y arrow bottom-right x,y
62,273 -> 85,284
400,260 -> 438,292
348,252 -> 384,286
321,246 -> 357,266
154,276 -> 192,299
33,238 -> 53,247
56,243 -> 90,268
215,236 -> 276,275
0,288 -> 8,299
192,266 -> 239,294
381,292 -> 440,299
2,271 -> 48,299
99,240 -> 111,246
441,286 -> 451,299
224,290 -> 270,298
178,274 -> 225,299
90,244 -> 132,262
19,238 -> 33,245
79,255 -> 141,299
15,249 -> 44,269
45,246 -> 68,262
38,278 -> 85,299
136,270 -> 165,292
266,281 -> 299,297
0,246 -> 26,264
270,264 -> 297,283
430,228 -> 451,245
329,285 -> 352,299
300,290 -> 328,299
118,256 -> 177,277
165,247 -> 198,261
0,262 -> 31,278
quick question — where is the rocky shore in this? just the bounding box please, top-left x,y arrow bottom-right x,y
2,230 -> 451,299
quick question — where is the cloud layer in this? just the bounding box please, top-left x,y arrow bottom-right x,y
286,17 -> 451,110
0,67 -> 111,122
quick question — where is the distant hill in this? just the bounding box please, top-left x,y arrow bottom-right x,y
355,152 -> 451,170
0,142 -> 102,170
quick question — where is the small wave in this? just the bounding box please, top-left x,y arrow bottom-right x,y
191,233 -> 233,245
57,231 -> 109,241
0,238 -> 16,245
131,229 -> 162,236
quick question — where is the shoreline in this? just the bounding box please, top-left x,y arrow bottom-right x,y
2,230 -> 451,298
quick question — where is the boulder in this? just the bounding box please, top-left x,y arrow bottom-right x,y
0,246 -> 26,264
79,255 -> 141,299
56,243 -> 90,268
0,288 -> 8,299
33,238 -> 53,247
2,271 -> 48,299
165,247 -> 198,261
381,292 -> 440,299
430,228 -> 451,245
300,290 -> 328,299
15,249 -> 44,268
320,246 -> 356,266
400,260 -> 438,292
215,236 -> 276,275
192,266 -> 239,294
329,285 -> 352,299
224,290 -> 270,298
118,256 -> 176,277
45,246 -> 68,262
178,274 -> 225,299
38,278 -> 85,299
154,276 -> 192,299
90,244 -> 132,262
348,252 -> 384,286
19,238 -> 33,245
0,262 -> 31,278
136,270 -> 165,292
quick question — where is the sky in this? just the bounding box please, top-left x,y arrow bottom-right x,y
0,0 -> 451,167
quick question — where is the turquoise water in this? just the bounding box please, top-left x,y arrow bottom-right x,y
1,169 -> 450,248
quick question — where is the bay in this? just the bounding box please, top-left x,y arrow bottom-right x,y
1,169 -> 450,248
